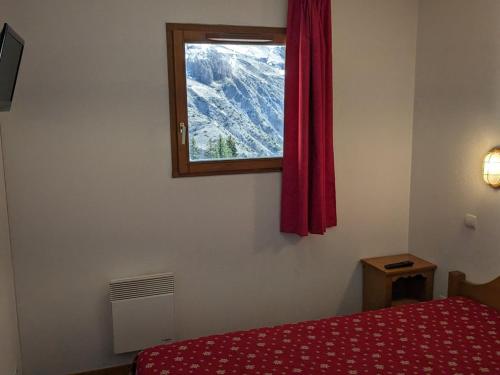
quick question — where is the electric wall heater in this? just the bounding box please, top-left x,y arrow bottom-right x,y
110,273 -> 175,353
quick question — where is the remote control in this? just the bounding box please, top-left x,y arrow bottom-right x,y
384,260 -> 414,269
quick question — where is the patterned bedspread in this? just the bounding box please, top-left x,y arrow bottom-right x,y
135,297 -> 500,374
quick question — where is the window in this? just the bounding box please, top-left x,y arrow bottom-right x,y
166,24 -> 286,177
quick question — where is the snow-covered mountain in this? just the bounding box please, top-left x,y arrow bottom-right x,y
185,43 -> 285,161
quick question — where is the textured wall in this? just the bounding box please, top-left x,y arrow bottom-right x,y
410,0 -> 500,296
3,0 -> 418,373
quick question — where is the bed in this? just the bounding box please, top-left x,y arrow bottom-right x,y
135,271 -> 500,374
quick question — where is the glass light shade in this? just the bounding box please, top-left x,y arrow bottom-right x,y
483,147 -> 500,188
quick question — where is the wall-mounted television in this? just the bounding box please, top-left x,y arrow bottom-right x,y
0,23 -> 24,112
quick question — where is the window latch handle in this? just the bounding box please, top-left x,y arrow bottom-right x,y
179,122 -> 186,145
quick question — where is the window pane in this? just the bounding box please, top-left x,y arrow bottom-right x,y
185,43 -> 285,162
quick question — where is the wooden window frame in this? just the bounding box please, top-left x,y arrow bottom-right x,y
166,23 -> 286,177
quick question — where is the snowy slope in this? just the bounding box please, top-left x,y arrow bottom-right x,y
185,43 -> 285,161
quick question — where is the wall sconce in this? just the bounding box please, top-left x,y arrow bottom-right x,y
483,147 -> 500,188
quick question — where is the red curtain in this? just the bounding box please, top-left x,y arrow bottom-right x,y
281,0 -> 337,236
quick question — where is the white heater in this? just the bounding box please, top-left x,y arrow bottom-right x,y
110,273 -> 175,353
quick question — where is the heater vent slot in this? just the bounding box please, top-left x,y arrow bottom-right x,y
110,273 -> 174,301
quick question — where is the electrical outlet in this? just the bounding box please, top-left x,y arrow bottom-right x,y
464,213 -> 477,229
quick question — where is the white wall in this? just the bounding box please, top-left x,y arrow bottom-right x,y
410,0 -> 500,297
3,0 -> 418,373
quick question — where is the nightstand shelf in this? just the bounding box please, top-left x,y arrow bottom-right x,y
361,254 -> 436,311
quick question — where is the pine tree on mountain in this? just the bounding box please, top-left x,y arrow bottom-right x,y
217,135 -> 229,158
190,137 -> 201,160
207,138 -> 218,159
226,135 -> 238,157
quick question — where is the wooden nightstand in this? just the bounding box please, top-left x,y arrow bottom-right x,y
361,254 -> 436,311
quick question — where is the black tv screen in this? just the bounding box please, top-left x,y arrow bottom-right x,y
0,24 -> 24,112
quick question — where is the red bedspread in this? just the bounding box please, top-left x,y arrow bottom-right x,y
136,297 -> 500,374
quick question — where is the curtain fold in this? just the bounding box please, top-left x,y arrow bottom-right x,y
281,0 -> 337,236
